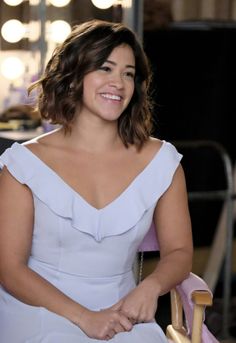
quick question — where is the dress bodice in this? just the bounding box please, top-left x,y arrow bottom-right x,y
0,141 -> 182,278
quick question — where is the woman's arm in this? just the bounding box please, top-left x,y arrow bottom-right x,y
0,167 -> 132,340
147,164 -> 193,294
114,164 -> 193,323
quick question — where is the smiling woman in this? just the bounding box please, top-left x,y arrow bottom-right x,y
0,19 -> 193,342
81,44 -> 135,123
28,20 -> 153,149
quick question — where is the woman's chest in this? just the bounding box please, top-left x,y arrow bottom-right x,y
45,151 -> 146,210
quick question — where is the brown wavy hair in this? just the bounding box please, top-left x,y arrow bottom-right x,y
29,19 -> 153,149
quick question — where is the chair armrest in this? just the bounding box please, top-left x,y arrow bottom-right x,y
170,278 -> 213,330
191,290 -> 212,306
191,291 -> 212,343
168,274 -> 216,343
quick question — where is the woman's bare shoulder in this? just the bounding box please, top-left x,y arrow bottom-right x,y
131,137 -> 164,166
22,128 -> 62,156
142,136 -> 164,156
148,136 -> 164,148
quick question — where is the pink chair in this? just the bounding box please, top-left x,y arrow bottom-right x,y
138,223 -> 219,343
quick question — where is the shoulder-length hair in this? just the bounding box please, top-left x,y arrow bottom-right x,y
29,19 -> 154,149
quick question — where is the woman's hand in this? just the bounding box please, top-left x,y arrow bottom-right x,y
77,307 -> 133,340
111,277 -> 159,324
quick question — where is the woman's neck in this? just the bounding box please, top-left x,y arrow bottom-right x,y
61,116 -> 124,153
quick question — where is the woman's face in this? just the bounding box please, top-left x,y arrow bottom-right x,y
80,44 -> 135,123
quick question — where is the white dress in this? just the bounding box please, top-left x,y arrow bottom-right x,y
0,140 -> 182,343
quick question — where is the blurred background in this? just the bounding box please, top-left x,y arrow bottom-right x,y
0,0 -> 236,340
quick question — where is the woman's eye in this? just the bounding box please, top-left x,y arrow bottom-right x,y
124,71 -> 135,79
99,66 -> 111,72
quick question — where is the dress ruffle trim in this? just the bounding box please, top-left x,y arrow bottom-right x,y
0,142 -> 182,242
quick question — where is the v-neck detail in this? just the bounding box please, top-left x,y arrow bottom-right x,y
0,140 -> 182,241
18,141 -> 166,212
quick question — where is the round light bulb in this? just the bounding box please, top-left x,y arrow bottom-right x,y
91,0 -> 114,9
49,0 -> 71,7
3,0 -> 23,5
1,19 -> 25,43
1,57 -> 25,80
50,20 -> 71,43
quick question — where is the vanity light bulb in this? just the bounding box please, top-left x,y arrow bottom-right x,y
1,57 -> 25,80
3,0 -> 23,5
91,0 -> 115,9
50,20 -> 71,43
49,0 -> 71,7
1,19 -> 25,43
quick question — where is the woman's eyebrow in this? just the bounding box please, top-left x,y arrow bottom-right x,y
106,59 -> 135,69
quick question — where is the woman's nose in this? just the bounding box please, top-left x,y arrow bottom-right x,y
109,73 -> 124,89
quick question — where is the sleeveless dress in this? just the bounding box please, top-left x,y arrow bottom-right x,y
0,140 -> 182,343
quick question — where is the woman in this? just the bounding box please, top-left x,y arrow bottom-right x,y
0,20 -> 193,342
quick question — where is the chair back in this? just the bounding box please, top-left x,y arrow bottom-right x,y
138,222 -> 159,252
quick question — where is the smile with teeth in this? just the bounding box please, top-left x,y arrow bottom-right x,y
100,93 -> 122,101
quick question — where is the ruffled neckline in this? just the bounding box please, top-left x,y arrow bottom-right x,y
0,141 -> 182,241
19,141 -> 166,212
